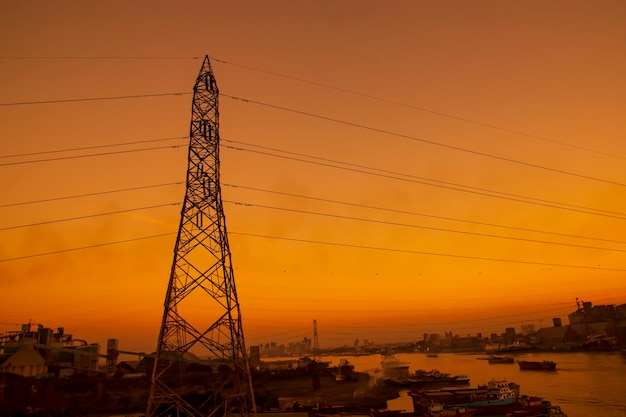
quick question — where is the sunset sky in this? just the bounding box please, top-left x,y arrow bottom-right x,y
1,1 -> 625,353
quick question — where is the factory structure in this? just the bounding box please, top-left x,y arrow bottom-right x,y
0,323 -> 121,378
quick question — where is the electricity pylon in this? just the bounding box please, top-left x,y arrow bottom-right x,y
146,55 -> 256,417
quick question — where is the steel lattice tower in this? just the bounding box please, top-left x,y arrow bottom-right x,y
146,55 -> 256,417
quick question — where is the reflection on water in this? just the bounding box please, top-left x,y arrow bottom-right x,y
315,352 -> 626,417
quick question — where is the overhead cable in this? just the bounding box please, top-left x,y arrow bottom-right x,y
224,144 -> 626,220
224,138 -> 626,218
0,92 -> 191,106
1,90 -> 622,188
0,233 -> 175,263
223,184 -> 626,245
224,200 -> 626,253
209,55 -> 625,160
0,202 -> 180,231
0,136 -> 187,159
0,144 -> 185,166
2,54 -> 621,160
229,231 -> 626,272
2,230 -> 624,272
0,182 -> 183,208
223,94 -> 626,188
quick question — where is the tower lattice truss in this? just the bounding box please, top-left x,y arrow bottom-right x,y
146,55 -> 256,417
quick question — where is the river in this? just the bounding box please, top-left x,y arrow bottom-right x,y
299,351 -> 626,417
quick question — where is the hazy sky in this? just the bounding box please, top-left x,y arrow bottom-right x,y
1,1 -> 625,352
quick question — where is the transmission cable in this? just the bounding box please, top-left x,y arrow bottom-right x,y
0,136 -> 187,159
0,56 -> 200,60
229,232 -> 626,272
224,143 -> 626,220
0,182 -> 183,208
0,144 -> 185,166
1,90 -> 623,188
3,55 -> 621,160
224,138 -> 626,218
0,202 -> 181,231
224,200 -> 626,254
2,229 -> 624,272
209,55 -> 625,161
0,92 -> 191,106
223,94 -> 626,188
4,132 -> 619,219
223,183 -> 626,245
0,233 -> 175,263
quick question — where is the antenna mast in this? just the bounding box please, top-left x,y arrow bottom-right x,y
146,55 -> 255,417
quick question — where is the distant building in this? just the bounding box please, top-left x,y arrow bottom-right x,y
534,326 -> 576,348
568,300 -> 619,324
520,324 -> 536,335
249,345 -> 261,369
504,328 -> 516,345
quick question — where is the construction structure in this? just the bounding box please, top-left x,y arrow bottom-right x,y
313,319 -> 320,355
146,56 -> 256,417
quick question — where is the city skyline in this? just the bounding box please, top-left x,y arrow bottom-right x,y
1,1 -> 625,353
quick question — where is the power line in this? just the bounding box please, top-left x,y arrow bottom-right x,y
229,231 -> 626,272
2,228 -> 624,272
209,55 -> 625,161
3,132 -> 622,222
2,89 -> 622,189
224,138 -> 626,218
224,143 -> 626,220
0,92 -> 191,106
0,233 -> 175,263
0,202 -> 180,231
0,181 -> 183,208
224,200 -> 626,254
2,55 -> 622,161
222,185 -> 626,245
0,136 -> 186,159
0,56 -> 200,60
0,144 -> 185,166
5,132 -> 620,220
3,174 -> 622,252
223,94 -> 626,188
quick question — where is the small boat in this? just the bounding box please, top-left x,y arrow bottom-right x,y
381,354 -> 410,378
384,369 -> 470,387
488,355 -> 514,364
517,360 -> 557,370
426,353 -> 438,358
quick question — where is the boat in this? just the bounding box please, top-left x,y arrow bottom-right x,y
384,369 -> 470,387
410,380 -> 519,416
381,354 -> 410,378
426,353 -> 438,358
487,355 -> 514,364
517,360 -> 557,370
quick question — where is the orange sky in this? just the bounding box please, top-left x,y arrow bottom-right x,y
1,1 -> 625,353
